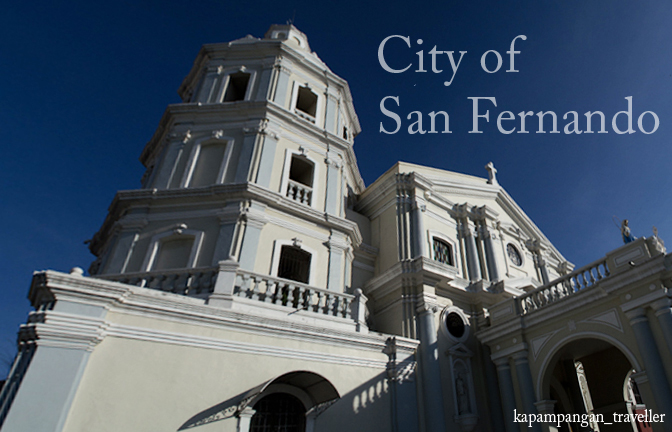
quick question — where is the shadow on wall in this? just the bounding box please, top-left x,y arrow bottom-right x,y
316,370 -> 418,432
177,389 -> 248,430
175,368 -> 419,431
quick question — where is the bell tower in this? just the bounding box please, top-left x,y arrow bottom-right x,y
88,25 -> 366,311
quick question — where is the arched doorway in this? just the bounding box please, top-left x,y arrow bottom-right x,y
540,337 -> 645,432
239,371 -> 340,432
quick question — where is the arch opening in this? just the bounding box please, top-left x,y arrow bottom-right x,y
540,337 -> 649,432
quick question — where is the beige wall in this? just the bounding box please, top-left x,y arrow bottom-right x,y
62,311 -> 403,432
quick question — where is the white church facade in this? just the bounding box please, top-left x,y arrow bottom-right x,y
1,24 -> 672,432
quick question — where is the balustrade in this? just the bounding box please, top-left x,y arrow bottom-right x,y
99,267 -> 218,297
233,270 -> 354,319
98,267 -> 360,322
518,258 -> 610,315
286,179 -> 312,205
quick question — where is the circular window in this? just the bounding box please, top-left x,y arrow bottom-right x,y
507,243 -> 522,266
445,312 -> 465,338
440,307 -> 470,342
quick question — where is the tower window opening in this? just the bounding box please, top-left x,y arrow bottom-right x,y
277,245 -> 311,284
433,237 -> 454,266
223,72 -> 250,102
295,86 -> 317,119
289,155 -> 314,187
250,393 -> 306,432
286,155 -> 314,205
342,127 -> 348,140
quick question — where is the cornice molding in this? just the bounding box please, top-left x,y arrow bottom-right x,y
90,182 -> 363,254
29,270 -> 420,356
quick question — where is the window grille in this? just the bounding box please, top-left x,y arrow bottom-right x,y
250,393 -> 306,432
432,238 -> 454,266
277,246 -> 311,284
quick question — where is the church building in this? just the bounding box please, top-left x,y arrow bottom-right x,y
1,24 -> 672,432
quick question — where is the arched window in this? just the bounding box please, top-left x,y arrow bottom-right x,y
250,393 -> 306,432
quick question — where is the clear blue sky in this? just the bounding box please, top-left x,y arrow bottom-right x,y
2,1 -> 671,376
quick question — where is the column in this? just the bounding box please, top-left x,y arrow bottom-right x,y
481,345 -> 506,432
462,222 -> 481,281
324,153 -> 341,215
512,351 -> 541,432
411,200 -> 426,259
534,401 -> 558,432
479,222 -> 500,281
415,304 -> 447,432
395,176 -> 412,261
652,299 -> 672,359
493,357 -> 518,432
526,240 -> 549,285
626,308 -> 672,426
237,202 -> 267,271
537,255 -> 550,285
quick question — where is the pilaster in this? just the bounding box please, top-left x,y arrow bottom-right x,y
237,202 -> 268,271
104,217 -> 148,274
324,90 -> 339,134
326,231 -> 348,291
211,207 -> 240,265
272,59 -> 292,107
324,153 -> 341,215
235,121 -> 265,183
253,124 -> 280,188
